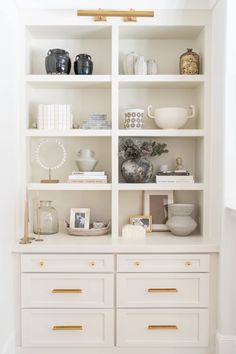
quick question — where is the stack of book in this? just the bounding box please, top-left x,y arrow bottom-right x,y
156,171 -> 194,184
68,171 -> 108,184
37,104 -> 73,130
81,113 -> 112,129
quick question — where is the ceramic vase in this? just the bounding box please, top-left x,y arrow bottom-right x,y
121,158 -> 153,183
74,54 -> 93,75
124,109 -> 144,129
135,56 -> 147,75
45,49 -> 71,75
166,204 -> 197,236
123,52 -> 136,74
75,149 -> 98,171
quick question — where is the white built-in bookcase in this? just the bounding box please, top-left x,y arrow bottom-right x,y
19,16 -> 211,240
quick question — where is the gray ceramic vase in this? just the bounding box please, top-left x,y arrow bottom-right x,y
121,158 -> 153,183
166,204 -> 197,236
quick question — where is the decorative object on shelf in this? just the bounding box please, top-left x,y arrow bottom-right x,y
160,164 -> 168,173
35,139 -> 67,183
130,215 -> 152,233
156,173 -> 194,184
147,105 -> 196,129
175,157 -> 184,171
77,9 -> 154,22
124,109 -> 144,129
135,56 -> 147,75
37,104 -> 73,130
65,220 -> 110,236
69,208 -> 90,230
45,49 -> 71,75
144,190 -> 174,231
166,203 -> 197,236
34,196 -> 44,242
19,191 -> 35,244
68,171 -> 107,184
75,149 -> 98,172
119,138 -> 168,183
33,200 -> 59,235
123,52 -> 136,74
180,48 -> 200,75
122,224 -> 146,239
147,59 -> 158,75
74,54 -> 93,75
81,113 -> 111,129
93,221 -> 106,229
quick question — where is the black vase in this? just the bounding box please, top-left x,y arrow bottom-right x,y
45,49 -> 71,75
121,158 -> 153,183
74,54 -> 93,75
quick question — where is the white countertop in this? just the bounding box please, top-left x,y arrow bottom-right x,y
13,233 -> 219,254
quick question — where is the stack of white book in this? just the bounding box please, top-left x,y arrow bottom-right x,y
37,104 -> 73,130
156,171 -> 194,184
68,171 -> 108,184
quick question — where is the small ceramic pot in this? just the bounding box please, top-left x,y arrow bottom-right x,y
166,204 -> 197,236
124,109 -> 144,129
75,149 -> 97,171
45,49 -> 71,75
135,56 -> 147,75
74,54 -> 93,75
147,105 -> 196,129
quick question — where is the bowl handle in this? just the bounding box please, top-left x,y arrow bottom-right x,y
187,105 -> 195,119
147,105 -> 155,119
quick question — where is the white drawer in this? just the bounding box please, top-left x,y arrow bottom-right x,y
21,254 -> 114,273
22,273 -> 114,308
117,273 -> 209,308
22,309 -> 114,347
117,309 -> 208,347
117,254 -> 209,272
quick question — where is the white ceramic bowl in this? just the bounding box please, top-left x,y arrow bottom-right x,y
147,105 -> 195,129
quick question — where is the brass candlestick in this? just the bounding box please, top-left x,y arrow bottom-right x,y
19,192 -> 35,244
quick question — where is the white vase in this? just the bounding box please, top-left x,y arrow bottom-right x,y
123,52 -> 136,75
75,149 -> 98,171
135,56 -> 147,75
166,204 -> 197,236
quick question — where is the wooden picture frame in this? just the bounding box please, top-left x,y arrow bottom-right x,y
144,191 -> 174,231
70,208 -> 90,230
130,215 -> 152,233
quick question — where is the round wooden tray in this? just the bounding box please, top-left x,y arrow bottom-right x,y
65,221 -> 110,237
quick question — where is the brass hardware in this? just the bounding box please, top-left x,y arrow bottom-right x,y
52,325 -> 83,331
39,261 -> 44,267
134,261 -> 140,266
52,289 -> 82,293
77,9 -> 154,22
185,261 -> 192,266
89,261 -> 95,267
148,325 -> 178,330
148,288 -> 178,293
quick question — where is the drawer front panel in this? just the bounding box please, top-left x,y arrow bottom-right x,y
117,254 -> 209,272
117,309 -> 208,347
117,273 -> 209,308
22,309 -> 114,347
22,273 -> 114,308
21,254 -> 114,273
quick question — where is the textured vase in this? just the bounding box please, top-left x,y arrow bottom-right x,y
166,204 -> 197,236
121,158 -> 153,183
74,54 -> 93,75
75,149 -> 97,171
135,56 -> 147,75
45,49 -> 71,75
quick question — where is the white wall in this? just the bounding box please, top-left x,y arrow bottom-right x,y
0,1 -> 18,353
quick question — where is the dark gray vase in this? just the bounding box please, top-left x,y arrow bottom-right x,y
121,158 -> 153,183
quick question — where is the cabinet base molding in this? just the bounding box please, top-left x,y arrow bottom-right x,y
216,331 -> 236,354
17,347 -> 214,354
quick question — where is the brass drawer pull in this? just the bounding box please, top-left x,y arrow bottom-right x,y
185,261 -> 192,266
89,261 -> 96,266
148,288 -> 178,293
134,261 -> 141,266
148,325 -> 178,330
39,261 -> 44,267
52,325 -> 83,331
52,289 -> 82,293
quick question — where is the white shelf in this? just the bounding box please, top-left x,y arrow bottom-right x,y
118,75 -> 205,89
118,183 -> 204,191
26,75 -> 111,89
26,129 -> 112,137
13,233 -> 219,254
118,129 -> 205,137
28,183 -> 112,191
